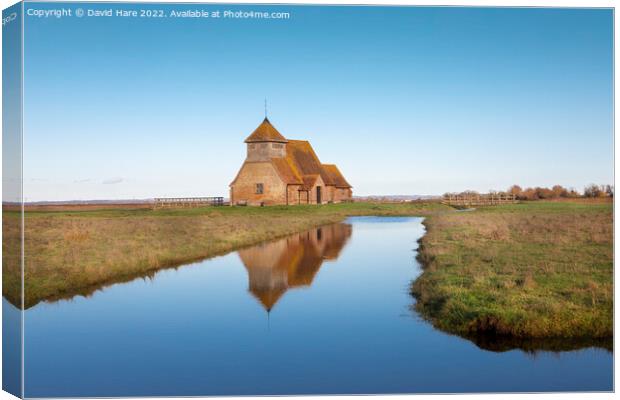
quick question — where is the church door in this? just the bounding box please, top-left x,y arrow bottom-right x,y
316,187 -> 322,204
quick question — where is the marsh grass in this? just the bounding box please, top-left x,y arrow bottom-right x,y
411,200 -> 613,341
3,201 -> 448,308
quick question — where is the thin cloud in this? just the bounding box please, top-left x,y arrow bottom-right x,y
74,178 -> 92,184
102,177 -> 123,185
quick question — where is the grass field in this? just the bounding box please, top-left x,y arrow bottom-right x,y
3,201 -> 448,308
412,200 -> 613,345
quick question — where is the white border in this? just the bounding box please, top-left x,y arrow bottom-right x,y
0,1 -> 615,400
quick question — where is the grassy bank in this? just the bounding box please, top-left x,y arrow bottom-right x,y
3,201 -> 448,308
412,200 -> 613,344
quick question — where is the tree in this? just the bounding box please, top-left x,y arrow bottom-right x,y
584,184 -> 603,198
567,187 -> 580,198
508,185 -> 523,196
534,187 -> 554,199
521,187 -> 538,200
552,185 -> 569,198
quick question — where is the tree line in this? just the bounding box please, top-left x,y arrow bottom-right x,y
446,184 -> 614,200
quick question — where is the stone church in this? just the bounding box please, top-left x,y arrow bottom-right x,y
230,118 -> 352,206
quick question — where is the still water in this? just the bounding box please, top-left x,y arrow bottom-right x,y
16,217 -> 612,396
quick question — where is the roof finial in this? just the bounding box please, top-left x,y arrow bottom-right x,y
264,98 -> 268,120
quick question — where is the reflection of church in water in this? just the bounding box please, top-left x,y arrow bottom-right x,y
237,223 -> 353,311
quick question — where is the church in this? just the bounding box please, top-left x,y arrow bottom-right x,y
230,118 -> 352,206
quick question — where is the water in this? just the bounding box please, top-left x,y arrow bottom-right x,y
12,217 -> 612,397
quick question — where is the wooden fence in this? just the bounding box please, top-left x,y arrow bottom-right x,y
153,197 -> 224,209
442,193 -> 517,207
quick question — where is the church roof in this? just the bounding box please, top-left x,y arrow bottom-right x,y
250,287 -> 287,312
322,164 -> 352,189
301,174 -> 320,190
244,118 -> 288,143
271,158 -> 303,185
234,119 -> 352,191
285,140 -> 335,187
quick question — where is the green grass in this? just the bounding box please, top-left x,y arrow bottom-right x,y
411,200 -> 613,344
3,201 -> 449,308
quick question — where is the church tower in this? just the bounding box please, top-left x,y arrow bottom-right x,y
244,118 -> 288,162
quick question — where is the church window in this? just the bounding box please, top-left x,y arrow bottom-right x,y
256,183 -> 264,194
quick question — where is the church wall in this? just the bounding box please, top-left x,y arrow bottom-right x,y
230,162 -> 287,206
246,142 -> 286,162
308,175 -> 326,205
287,185 -> 303,205
332,187 -> 352,203
298,190 -> 309,204
325,186 -> 335,203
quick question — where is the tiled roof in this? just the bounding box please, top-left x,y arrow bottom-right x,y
271,158 -> 303,185
285,140 -> 334,187
322,164 -> 352,189
244,118 -> 288,143
301,174 -> 320,190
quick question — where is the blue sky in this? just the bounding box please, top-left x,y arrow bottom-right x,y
22,3 -> 613,200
